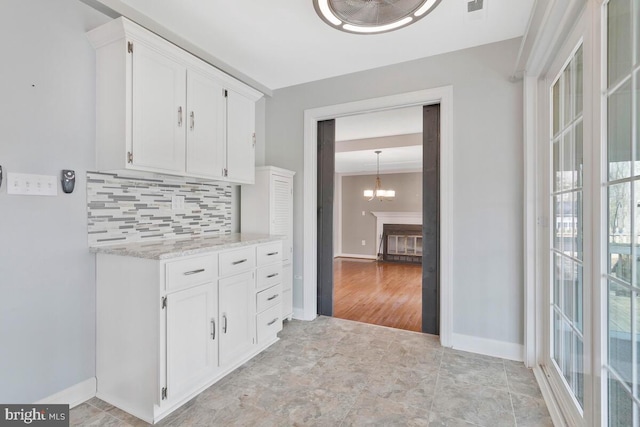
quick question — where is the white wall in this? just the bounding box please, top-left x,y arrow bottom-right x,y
265,38 -> 524,346
341,173 -> 422,256
0,0 -> 110,402
0,0 -> 265,402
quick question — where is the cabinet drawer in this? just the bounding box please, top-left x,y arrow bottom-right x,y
165,255 -> 216,293
256,264 -> 282,291
256,284 -> 282,313
256,304 -> 282,343
257,242 -> 282,266
219,247 -> 255,277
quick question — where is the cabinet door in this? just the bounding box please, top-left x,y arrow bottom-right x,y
219,271 -> 255,367
166,283 -> 217,400
225,90 -> 255,184
186,69 -> 226,179
282,263 -> 293,320
272,175 -> 293,262
132,43 -> 186,174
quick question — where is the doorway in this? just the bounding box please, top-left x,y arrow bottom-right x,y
317,104 -> 440,335
302,86 -> 454,346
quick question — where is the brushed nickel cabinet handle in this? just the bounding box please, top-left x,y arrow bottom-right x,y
267,318 -> 279,326
183,269 -> 205,276
267,252 -> 279,256
267,294 -> 279,301
210,319 -> 216,340
178,106 -> 183,127
232,259 -> 247,265
267,273 -> 279,278
223,314 -> 228,333
190,111 -> 195,130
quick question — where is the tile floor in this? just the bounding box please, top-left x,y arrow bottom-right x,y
71,316 -> 552,426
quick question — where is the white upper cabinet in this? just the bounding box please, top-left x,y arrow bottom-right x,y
185,69 -> 226,179
88,17 -> 261,183
226,90 -> 256,184
132,43 -> 187,174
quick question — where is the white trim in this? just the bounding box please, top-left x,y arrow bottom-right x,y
370,211 -> 422,257
334,173 -> 343,256
36,377 -> 96,408
533,366 -> 569,427
334,253 -> 377,260
292,307 -> 306,320
451,333 -> 524,362
592,3 -> 606,426
303,86 -> 454,345
523,73 -> 538,369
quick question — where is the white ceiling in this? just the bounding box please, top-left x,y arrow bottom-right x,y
335,106 -> 423,174
335,106 -> 423,141
335,146 -> 423,174
101,0 -> 535,90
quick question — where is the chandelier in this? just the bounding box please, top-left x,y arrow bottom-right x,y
364,151 -> 395,201
313,0 -> 442,35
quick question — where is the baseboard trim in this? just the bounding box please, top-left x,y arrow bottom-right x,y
533,366 -> 567,427
451,333 -> 524,361
293,307 -> 316,321
36,377 -> 96,408
335,253 -> 377,260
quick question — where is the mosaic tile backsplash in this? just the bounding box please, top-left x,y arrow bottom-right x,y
87,172 -> 232,246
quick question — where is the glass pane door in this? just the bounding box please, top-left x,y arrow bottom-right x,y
604,0 -> 640,425
551,44 -> 585,412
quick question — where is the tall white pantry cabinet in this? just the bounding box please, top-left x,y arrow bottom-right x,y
241,167 -> 295,319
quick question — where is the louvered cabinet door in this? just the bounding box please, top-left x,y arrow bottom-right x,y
271,175 -> 293,263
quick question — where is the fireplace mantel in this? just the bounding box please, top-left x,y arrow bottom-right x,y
370,212 -> 422,256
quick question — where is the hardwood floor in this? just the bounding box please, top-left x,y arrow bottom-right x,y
333,258 -> 422,332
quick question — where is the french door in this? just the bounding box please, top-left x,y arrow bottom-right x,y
546,33 -> 590,425
542,1 -> 640,425
602,0 -> 640,424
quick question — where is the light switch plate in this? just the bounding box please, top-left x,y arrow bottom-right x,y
171,195 -> 185,210
7,173 -> 58,196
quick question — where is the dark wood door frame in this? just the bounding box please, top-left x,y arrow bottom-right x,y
317,119 -> 335,316
422,104 -> 440,335
316,105 -> 441,334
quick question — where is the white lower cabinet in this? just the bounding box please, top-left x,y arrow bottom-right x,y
95,240 -> 283,424
166,283 -> 217,400
219,271 -> 255,367
282,263 -> 293,320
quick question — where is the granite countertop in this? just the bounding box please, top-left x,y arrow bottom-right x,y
90,233 -> 282,260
